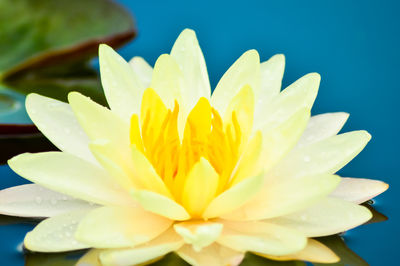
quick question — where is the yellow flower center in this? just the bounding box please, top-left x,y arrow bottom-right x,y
129,86 -> 258,216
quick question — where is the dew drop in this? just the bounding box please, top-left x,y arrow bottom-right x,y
301,214 -> 307,221
303,156 -> 310,162
35,196 -> 42,204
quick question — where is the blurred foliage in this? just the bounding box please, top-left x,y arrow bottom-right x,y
0,0 -> 136,164
0,0 -> 135,79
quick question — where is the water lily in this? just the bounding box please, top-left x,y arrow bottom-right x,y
0,29 -> 388,266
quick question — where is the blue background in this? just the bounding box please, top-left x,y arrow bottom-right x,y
1,0 -> 399,265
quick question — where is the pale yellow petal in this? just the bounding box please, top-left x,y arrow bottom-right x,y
217,220 -> 307,256
76,249 -> 103,266
211,50 -> 260,116
171,29 -> 211,107
223,84 -> 255,144
24,210 -> 90,252
99,44 -> 145,119
268,197 -> 372,237
68,91 -> 131,159
258,239 -> 339,263
131,190 -> 190,221
174,221 -> 223,251
89,140 -> 138,190
330,177 -> 389,204
75,206 -> 172,248
259,54 -> 285,98
269,131 -> 371,179
131,146 -> 173,198
229,131 -> 262,186
296,112 -> 349,148
181,158 -> 219,217
0,184 -> 95,218
177,243 -> 244,266
99,228 -> 184,266
257,73 -> 320,131
25,93 -> 97,164
8,152 -> 132,206
253,54 -> 285,128
129,56 -> 153,87
202,173 -> 263,219
260,107 -> 310,172
150,53 -> 184,110
224,174 -> 340,221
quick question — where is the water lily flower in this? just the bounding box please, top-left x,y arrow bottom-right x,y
0,29 -> 388,266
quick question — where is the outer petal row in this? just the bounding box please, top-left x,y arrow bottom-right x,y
0,184 -> 95,218
8,152 -> 133,206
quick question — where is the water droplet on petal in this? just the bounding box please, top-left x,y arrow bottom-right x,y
35,196 -> 42,204
303,156 -> 310,162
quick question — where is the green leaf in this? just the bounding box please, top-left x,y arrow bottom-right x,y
0,0 -> 135,79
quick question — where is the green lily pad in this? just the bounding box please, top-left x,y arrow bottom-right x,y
0,0 -> 135,163
0,0 -> 135,79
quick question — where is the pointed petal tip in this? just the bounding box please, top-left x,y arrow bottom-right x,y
98,43 -> 113,53
180,28 -> 196,37
306,72 -> 321,83
270,53 -> 285,63
245,49 -> 260,61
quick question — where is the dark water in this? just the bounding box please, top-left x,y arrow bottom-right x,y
1,0 -> 399,265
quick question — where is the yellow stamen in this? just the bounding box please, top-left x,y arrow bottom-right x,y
131,88 -> 254,212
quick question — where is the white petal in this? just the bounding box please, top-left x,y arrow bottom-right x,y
269,130 -> 371,179
171,29 -> 211,105
25,93 -> 97,164
256,73 -> 320,131
268,197 -> 372,237
223,174 -> 340,221
8,152 -> 132,206
177,243 -> 244,266
24,210 -> 90,252
211,50 -> 260,116
296,112 -> 349,148
75,206 -> 172,248
174,221 -> 223,251
258,239 -> 339,264
129,56 -> 153,87
217,220 -> 307,256
0,184 -> 95,218
99,228 -> 184,266
68,91 -> 131,161
330,177 -> 389,204
99,44 -> 145,120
